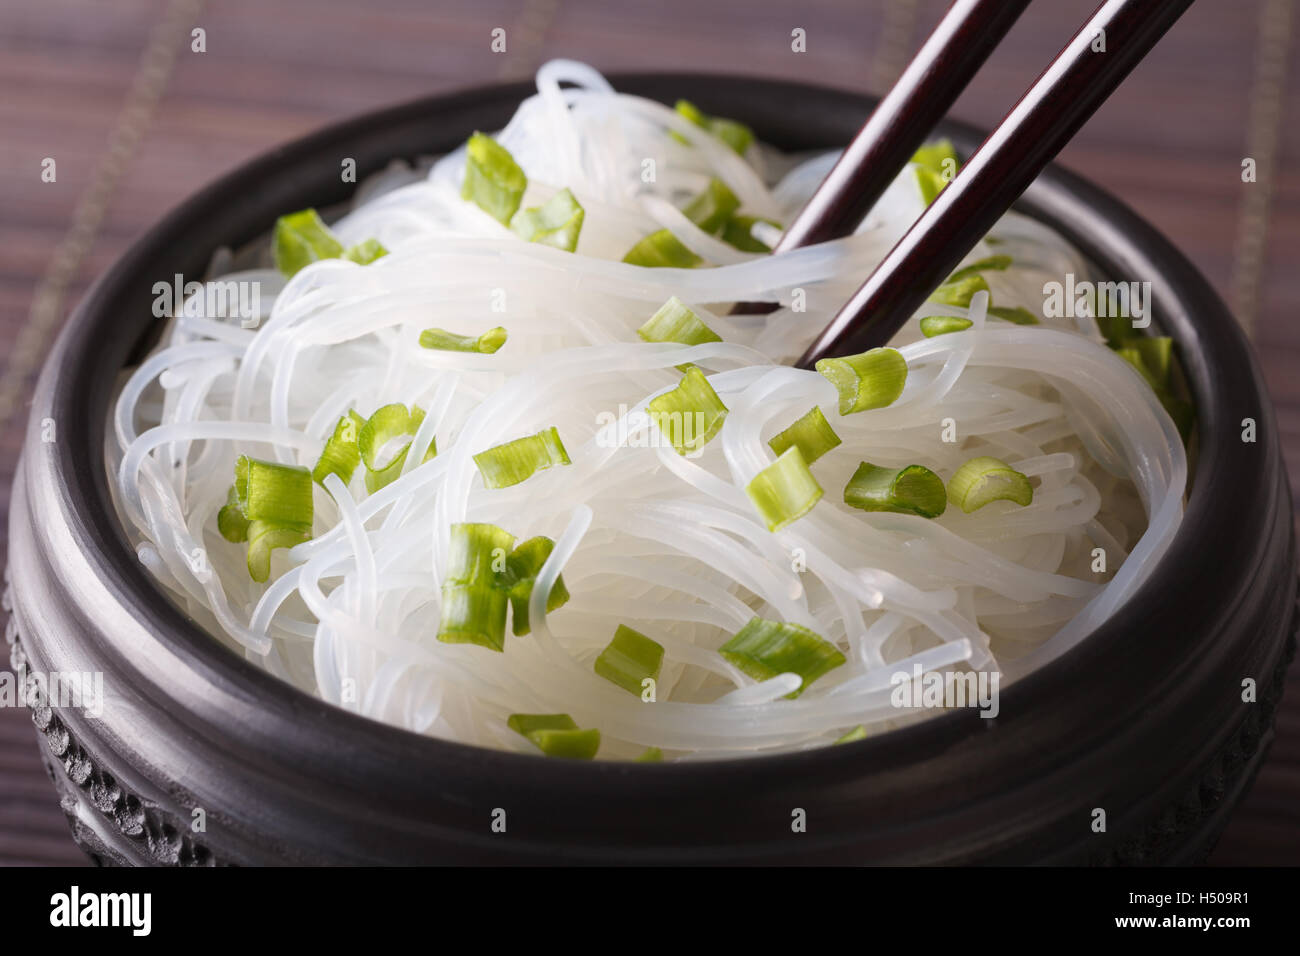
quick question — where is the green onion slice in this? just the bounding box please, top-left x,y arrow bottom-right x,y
647,366 -> 729,456
357,403 -> 428,493
709,117 -> 755,156
622,228 -> 705,268
504,536 -> 570,636
358,404 -> 424,470
362,446 -> 406,494
673,99 -> 754,155
928,274 -> 990,308
919,315 -> 974,337
1116,336 -> 1173,389
1112,335 -> 1191,437
273,208 -> 344,278
312,410 -> 366,487
910,139 -> 959,205
635,746 -> 664,762
461,132 -> 527,225
948,255 -> 1012,282
844,461 -> 947,518
721,214 -> 778,253
1095,311 -> 1133,348
673,98 -> 708,135
507,713 -> 601,759
473,426 -> 571,489
224,456 -> 313,581
947,456 -> 1033,513
683,177 -> 741,235
361,405 -> 432,493
988,305 -> 1038,326
719,617 -> 846,698
1115,347 -> 1161,390
768,405 -> 841,464
342,238 -> 389,265
637,296 -> 722,347
217,485 -> 250,543
234,455 -> 313,526
745,446 -> 824,532
245,520 -> 311,584
419,326 -> 508,353
594,624 -> 665,696
835,725 -> 867,744
510,187 -> 584,252
815,346 -> 908,415
438,523 -> 515,652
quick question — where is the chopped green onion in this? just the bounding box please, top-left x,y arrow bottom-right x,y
682,177 -> 740,235
637,296 -> 722,347
928,274 -> 990,308
1115,340 -> 1192,438
988,305 -> 1039,325
358,404 -> 424,470
672,98 -> 708,134
709,117 -> 755,156
948,255 -> 1012,282
1115,346 -> 1162,390
1099,316 -> 1135,349
844,461 -> 947,518
673,99 -> 754,155
312,410 -> 366,487
721,214 -> 778,252
273,209 -> 344,278
364,448 -> 408,493
217,485 -> 249,543
504,536 -> 570,636
1116,336 -> 1173,389
357,404 -> 428,492
745,446 -> 823,532
919,315 -> 974,337
234,455 -> 313,526
910,140 -> 959,205
510,187 -> 584,252
594,624 -> 664,696
461,132 -> 527,225
719,617 -> 845,698
342,238 -> 389,265
1099,329 -> 1191,442
947,456 -> 1033,513
635,746 -> 664,762
224,456 -> 313,581
245,520 -> 311,584
419,326 -> 509,353
507,713 -> 601,759
646,366 -> 728,456
835,725 -> 868,744
438,523 -> 514,651
768,406 -> 841,464
474,426 -> 571,489
815,346 -> 908,415
622,228 -> 705,268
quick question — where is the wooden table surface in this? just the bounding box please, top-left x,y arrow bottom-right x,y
1,0 -> 1296,866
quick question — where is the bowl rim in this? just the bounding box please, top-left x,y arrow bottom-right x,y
33,71 -> 1279,792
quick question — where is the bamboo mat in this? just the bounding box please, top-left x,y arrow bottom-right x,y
0,0 -> 1295,865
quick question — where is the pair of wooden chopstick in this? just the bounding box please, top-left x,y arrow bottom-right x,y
785,0 -> 1195,368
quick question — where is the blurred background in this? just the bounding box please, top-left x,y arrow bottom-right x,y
0,0 -> 1295,865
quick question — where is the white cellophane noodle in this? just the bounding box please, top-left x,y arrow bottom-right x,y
108,60 -> 1186,760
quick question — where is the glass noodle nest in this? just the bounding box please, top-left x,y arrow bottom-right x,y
110,60 -> 1187,760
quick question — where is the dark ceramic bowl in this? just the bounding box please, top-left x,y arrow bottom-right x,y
4,75 -> 1295,865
